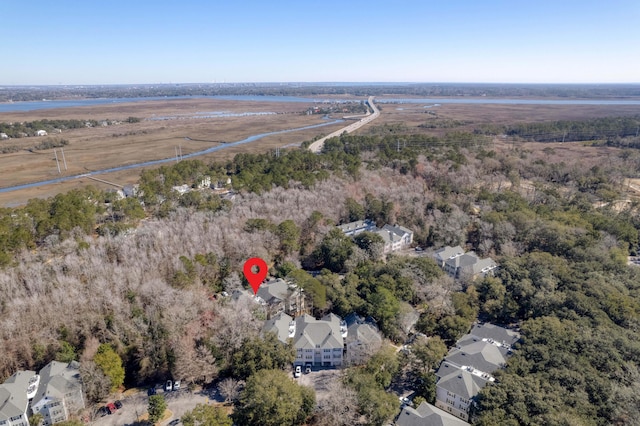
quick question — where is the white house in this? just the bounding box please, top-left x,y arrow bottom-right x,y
0,370 -> 37,426
344,315 -> 382,365
35,130 -> 48,137
30,361 -> 85,426
432,323 -> 519,422
434,362 -> 493,422
375,224 -> 414,253
0,133 -> 8,140
337,220 -> 414,253
266,313 -> 347,367
432,246 -> 465,268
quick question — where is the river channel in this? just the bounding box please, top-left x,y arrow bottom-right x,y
0,119 -> 343,193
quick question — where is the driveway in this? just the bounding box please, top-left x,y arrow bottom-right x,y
296,367 -> 342,401
91,387 -> 215,426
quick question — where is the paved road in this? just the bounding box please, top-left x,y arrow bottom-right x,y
92,388 -> 214,426
308,96 -> 380,153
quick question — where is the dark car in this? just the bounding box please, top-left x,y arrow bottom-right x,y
147,387 -> 157,396
106,402 -> 117,414
169,420 -> 181,426
98,406 -> 109,417
114,400 -> 123,409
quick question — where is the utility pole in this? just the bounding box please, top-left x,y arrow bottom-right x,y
179,145 -> 183,160
175,147 -> 179,162
60,148 -> 68,170
54,149 -> 61,174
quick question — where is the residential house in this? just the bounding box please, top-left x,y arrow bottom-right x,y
337,219 -> 376,236
0,370 -> 38,426
432,246 -> 465,268
441,251 -> 497,281
30,361 -> 85,426
444,341 -> 509,375
433,323 -> 519,422
35,130 -> 48,137
456,323 -> 520,350
434,362 -> 493,422
337,220 -> 414,253
376,224 -> 414,253
396,401 -> 468,426
344,313 -> 382,365
267,313 -> 347,367
0,133 -> 8,140
255,278 -> 305,317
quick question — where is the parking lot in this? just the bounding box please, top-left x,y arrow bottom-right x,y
91,386 -> 214,426
295,367 -> 342,401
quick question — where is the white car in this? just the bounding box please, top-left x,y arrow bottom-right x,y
165,380 -> 172,391
294,366 -> 301,378
173,380 -> 181,391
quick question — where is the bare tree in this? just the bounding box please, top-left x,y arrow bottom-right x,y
218,378 -> 244,404
314,379 -> 360,426
80,360 -> 111,403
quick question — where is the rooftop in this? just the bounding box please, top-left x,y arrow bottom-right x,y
436,362 -> 492,399
396,401 -> 469,426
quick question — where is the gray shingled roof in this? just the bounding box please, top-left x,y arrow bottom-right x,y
444,341 -> 509,373
436,364 -> 490,399
0,370 -> 35,421
346,322 -> 382,347
337,220 -> 376,234
256,278 -> 290,304
263,312 -> 294,343
32,361 -> 82,408
293,314 -> 343,350
468,323 -> 520,347
396,401 -> 468,426
433,246 -> 465,263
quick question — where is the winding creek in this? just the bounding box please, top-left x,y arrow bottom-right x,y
0,119 -> 343,193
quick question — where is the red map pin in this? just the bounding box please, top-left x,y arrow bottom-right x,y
243,257 -> 268,295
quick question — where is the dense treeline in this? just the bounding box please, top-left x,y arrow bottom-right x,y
2,124 -> 640,424
0,118 -> 139,138
476,115 -> 640,142
3,83 -> 640,102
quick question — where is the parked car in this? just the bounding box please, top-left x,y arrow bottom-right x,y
165,380 -> 173,391
114,400 -> 123,409
147,387 -> 157,396
305,364 -> 312,374
106,402 -> 117,414
294,366 -> 301,378
173,380 -> 181,391
169,419 -> 181,426
98,406 -> 109,417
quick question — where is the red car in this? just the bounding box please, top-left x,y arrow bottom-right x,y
106,402 -> 117,414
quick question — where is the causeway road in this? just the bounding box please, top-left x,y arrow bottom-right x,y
308,96 -> 380,153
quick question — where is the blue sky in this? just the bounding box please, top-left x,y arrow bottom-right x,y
2,0 -> 639,85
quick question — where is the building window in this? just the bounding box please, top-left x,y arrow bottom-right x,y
324,349 -> 331,352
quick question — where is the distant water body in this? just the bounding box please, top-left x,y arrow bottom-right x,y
0,95 -> 334,113
2,95 -> 640,113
